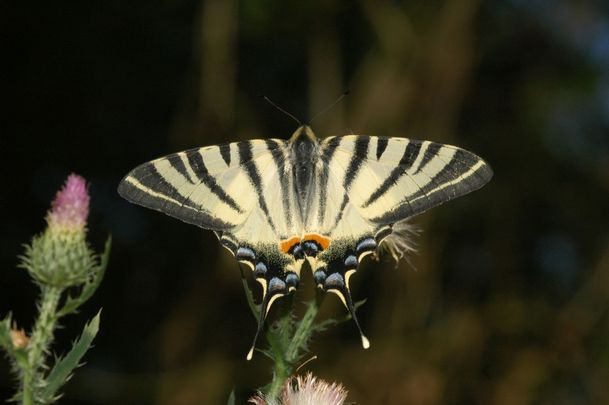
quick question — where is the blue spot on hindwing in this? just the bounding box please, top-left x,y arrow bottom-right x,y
314,270 -> 327,286
236,247 -> 256,261
344,255 -> 358,269
269,277 -> 287,292
325,273 -> 344,288
356,238 -> 376,255
292,244 -> 304,260
303,241 -> 319,256
286,273 -> 299,288
254,262 -> 267,278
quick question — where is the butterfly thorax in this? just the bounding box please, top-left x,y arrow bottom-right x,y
290,126 -> 319,220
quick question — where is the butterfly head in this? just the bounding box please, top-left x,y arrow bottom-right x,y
290,125 -> 317,144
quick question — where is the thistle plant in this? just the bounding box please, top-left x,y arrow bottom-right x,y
240,275 -> 336,400
240,278 -> 349,404
0,174 -> 110,404
239,276 -> 365,404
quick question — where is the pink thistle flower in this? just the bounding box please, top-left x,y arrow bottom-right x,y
47,174 -> 90,233
249,373 -> 348,405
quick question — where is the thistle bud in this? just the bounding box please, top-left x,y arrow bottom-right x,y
21,174 -> 97,287
9,325 -> 29,349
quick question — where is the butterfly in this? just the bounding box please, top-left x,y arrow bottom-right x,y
118,125 -> 492,359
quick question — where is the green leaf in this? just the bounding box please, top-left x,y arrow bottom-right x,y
0,313 -> 13,353
13,347 -> 29,369
57,237 -> 111,317
226,388 -> 236,405
40,310 -> 101,402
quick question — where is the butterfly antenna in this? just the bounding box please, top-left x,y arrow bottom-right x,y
262,95 -> 302,126
309,90 -> 350,124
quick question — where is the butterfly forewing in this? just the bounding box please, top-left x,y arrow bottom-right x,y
118,139 -> 295,233
317,135 -> 493,226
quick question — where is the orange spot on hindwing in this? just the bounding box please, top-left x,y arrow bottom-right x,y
303,233 -> 331,250
280,233 -> 331,255
280,236 -> 301,253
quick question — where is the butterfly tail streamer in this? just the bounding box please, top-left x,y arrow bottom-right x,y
325,280 -> 370,349
247,294 -> 269,361
247,286 -> 285,360
342,285 -> 370,349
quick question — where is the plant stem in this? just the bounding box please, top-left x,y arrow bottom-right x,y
266,351 -> 289,400
266,316 -> 291,400
265,299 -> 321,400
22,285 -> 62,405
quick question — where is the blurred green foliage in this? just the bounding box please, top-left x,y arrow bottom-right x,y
2,0 -> 609,403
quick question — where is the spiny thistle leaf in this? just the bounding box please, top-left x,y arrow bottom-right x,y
0,313 -> 13,353
285,301 -> 319,362
40,310 -> 101,402
57,238 -> 111,317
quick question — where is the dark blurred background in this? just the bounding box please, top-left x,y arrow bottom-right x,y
2,0 -> 609,403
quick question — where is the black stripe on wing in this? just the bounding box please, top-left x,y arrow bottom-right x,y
376,138 -> 388,160
370,148 -> 493,224
363,140 -> 423,208
238,141 -> 277,233
343,137 -> 370,188
167,154 -> 196,184
219,143 -> 231,166
118,164 -> 235,230
414,143 -> 442,174
331,136 -> 371,229
186,150 -> 244,213
318,136 -> 341,225
266,139 -> 293,228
